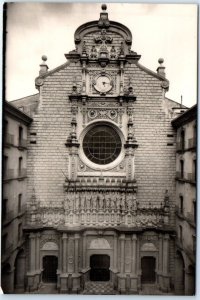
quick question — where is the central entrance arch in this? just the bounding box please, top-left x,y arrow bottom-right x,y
90,255 -> 110,281
141,256 -> 156,283
42,256 -> 58,283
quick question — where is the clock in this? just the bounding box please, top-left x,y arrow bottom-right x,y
94,75 -> 113,94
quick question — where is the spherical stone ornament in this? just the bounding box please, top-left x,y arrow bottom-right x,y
158,58 -> 164,64
42,55 -> 47,62
161,81 -> 169,89
101,4 -> 107,11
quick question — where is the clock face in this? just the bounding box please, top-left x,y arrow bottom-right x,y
94,75 -> 113,93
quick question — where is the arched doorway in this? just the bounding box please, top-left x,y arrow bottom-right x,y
1,263 -> 12,293
141,256 -> 156,284
90,255 -> 110,281
187,265 -> 195,295
14,249 -> 26,291
42,256 -> 58,283
175,251 -> 185,295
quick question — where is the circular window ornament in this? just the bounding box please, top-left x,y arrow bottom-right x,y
82,124 -> 122,165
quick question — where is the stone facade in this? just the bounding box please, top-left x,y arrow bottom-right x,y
2,101 -> 32,293
172,105 -> 196,295
2,5 -> 196,295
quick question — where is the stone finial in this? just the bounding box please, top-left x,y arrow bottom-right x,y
98,3 -> 110,28
39,55 -> 49,75
157,58 -> 165,77
101,4 -> 107,11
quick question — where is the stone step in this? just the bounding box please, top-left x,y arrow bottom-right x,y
83,281 -> 118,295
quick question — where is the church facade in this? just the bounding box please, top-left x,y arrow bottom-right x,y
4,5 -> 191,294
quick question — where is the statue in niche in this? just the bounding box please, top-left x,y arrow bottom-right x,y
119,42 -> 125,56
110,192 -> 115,209
68,193 -> 74,211
99,192 -> 104,210
91,45 -> 97,58
81,192 -> 86,210
126,193 -> 132,211
64,197 -> 69,211
132,193 -> 137,211
110,46 -> 116,59
105,192 -> 110,210
86,193 -> 91,210
121,194 -> 125,211
92,193 -> 97,210
116,193 -> 121,210
75,193 -> 79,211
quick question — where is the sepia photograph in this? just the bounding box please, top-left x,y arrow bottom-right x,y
1,2 -> 197,295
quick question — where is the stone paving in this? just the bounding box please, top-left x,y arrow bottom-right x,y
24,282 -> 175,295
83,281 -> 118,295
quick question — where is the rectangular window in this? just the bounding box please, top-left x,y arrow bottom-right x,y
2,199 -> 8,220
18,194 -> 22,213
18,223 -> 22,241
180,160 -> 184,178
180,196 -> 183,214
18,157 -> 22,176
179,225 -> 183,243
2,234 -> 7,253
192,235 -> 196,253
193,200 -> 196,223
193,159 -> 196,182
19,126 -> 23,145
181,130 -> 185,150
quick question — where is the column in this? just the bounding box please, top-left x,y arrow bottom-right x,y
118,234 -> 126,293
158,234 -> 163,272
27,233 -> 37,291
120,234 -> 125,274
60,233 -> 68,293
113,235 -> 118,271
131,234 -> 137,274
130,234 -> 137,293
163,234 -> 169,274
162,234 -> 170,292
74,234 -> 80,274
36,233 -> 40,271
29,233 -> 36,272
82,234 -> 86,270
62,233 -> 68,273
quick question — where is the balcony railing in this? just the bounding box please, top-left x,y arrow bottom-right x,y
176,141 -> 185,152
188,138 -> 196,149
2,210 -> 15,225
4,133 -> 14,146
2,243 -> 14,261
187,212 -> 196,226
18,139 -> 27,149
3,169 -> 15,180
18,168 -> 27,178
176,171 -> 186,180
187,173 -> 196,183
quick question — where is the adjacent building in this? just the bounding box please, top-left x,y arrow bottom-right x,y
2,101 -> 32,293
172,104 -> 197,295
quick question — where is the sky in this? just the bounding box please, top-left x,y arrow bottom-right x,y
5,2 -> 197,107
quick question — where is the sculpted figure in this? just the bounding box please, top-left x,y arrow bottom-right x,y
75,193 -> 79,211
68,193 -> 74,211
81,192 -> 85,209
99,192 -> 104,210
116,193 -> 121,210
92,193 -> 97,209
86,193 -> 91,210
126,193 -> 132,211
105,192 -> 110,209
110,192 -> 115,209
